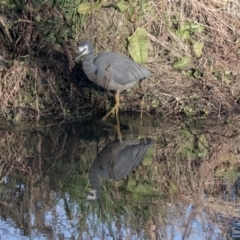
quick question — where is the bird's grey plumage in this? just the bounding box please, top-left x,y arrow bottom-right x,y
74,40 -> 151,93
87,138 -> 153,201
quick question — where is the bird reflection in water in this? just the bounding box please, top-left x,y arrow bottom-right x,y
87,124 -> 153,201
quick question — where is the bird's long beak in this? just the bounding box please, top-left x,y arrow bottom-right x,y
74,49 -> 86,63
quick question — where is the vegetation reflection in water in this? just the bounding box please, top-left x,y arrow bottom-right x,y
0,115 -> 240,239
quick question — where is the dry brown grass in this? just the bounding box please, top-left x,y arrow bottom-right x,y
71,0 -> 240,117
151,0 -> 240,115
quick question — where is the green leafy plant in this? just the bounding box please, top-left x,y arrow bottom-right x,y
128,27 -> 149,63
77,1 -> 102,15
114,1 -> 128,12
173,57 -> 191,70
179,130 -> 209,157
175,21 -> 205,60
192,41 -> 204,58
176,21 -> 205,39
114,0 -> 150,21
183,68 -> 203,79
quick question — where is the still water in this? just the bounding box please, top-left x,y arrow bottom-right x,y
0,114 -> 239,240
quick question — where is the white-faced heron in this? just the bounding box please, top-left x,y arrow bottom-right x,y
74,40 -> 151,120
87,138 -> 153,201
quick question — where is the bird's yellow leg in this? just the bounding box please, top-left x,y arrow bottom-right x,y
102,92 -> 120,121
115,122 -> 122,141
115,92 -> 120,125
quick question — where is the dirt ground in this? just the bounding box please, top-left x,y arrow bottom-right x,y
0,0 -> 240,121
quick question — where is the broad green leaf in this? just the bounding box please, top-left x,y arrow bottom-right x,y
179,22 -> 191,32
126,178 -> 136,191
180,130 -> 192,138
197,134 -> 209,157
77,2 -> 102,15
183,70 -> 193,78
173,57 -> 191,70
115,1 -> 128,12
128,27 -> 149,63
176,29 -> 190,39
179,21 -> 205,33
183,69 -> 202,78
142,148 -> 154,166
225,70 -> 231,75
181,31 -> 190,40
192,69 -> 202,78
193,42 -> 204,58
128,6 -> 135,22
189,22 -> 205,32
170,182 -> 178,194
135,183 -> 153,195
193,25 -> 205,33
36,14 -> 41,22
225,169 -> 239,182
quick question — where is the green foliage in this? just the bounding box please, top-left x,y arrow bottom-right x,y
77,1 -> 102,15
1,0 -> 88,45
183,68 -> 203,79
48,0 -> 89,42
173,57 -> 191,70
35,14 -> 41,22
1,0 -> 26,10
169,181 -> 178,195
193,41 -> 204,58
126,177 -> 159,200
176,21 -> 205,39
192,69 -> 202,78
213,69 -> 233,85
114,0 -> 151,21
51,159 -> 90,199
198,134 -> 209,157
34,11 -> 72,44
128,27 -> 149,63
179,130 -> 209,158
178,94 -> 208,115
219,168 -> 239,183
126,178 -> 136,190
142,147 -> 154,166
114,1 -> 128,12
173,19 -> 205,65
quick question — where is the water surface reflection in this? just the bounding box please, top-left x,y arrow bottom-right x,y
0,115 -> 239,239
87,136 -> 153,201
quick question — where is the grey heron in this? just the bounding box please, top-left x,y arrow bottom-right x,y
74,40 -> 151,120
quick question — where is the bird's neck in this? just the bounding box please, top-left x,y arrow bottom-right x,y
82,52 -> 97,80
88,160 -> 101,200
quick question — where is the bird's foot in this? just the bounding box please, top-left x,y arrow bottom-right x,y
102,105 -> 119,121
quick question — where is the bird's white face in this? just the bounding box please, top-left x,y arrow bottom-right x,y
74,41 -> 92,63
78,44 -> 90,55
